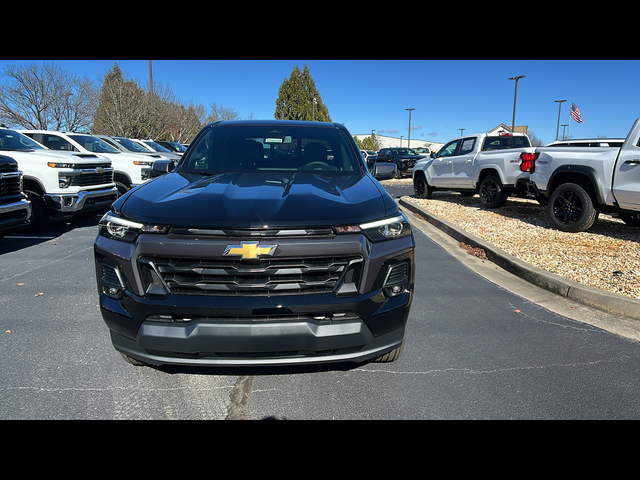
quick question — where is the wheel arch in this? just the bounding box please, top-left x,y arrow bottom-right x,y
548,166 -> 604,205
23,176 -> 46,196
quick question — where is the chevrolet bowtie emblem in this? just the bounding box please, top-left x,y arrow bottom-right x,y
223,242 -> 277,260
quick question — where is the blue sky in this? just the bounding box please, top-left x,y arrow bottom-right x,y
2,60 -> 639,145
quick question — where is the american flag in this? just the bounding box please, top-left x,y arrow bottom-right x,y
570,102 -> 582,123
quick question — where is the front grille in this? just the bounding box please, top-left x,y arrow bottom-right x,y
0,172 -> 22,198
0,162 -> 18,174
68,171 -> 114,187
138,255 -> 363,296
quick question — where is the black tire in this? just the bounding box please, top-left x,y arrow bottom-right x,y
548,183 -> 599,232
19,191 -> 49,232
479,175 -> 507,209
115,181 -> 129,196
372,338 -> 405,363
413,175 -> 433,199
121,353 -> 149,366
619,211 -> 640,228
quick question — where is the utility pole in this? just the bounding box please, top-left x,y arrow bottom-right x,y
148,60 -> 153,94
554,100 -> 567,141
509,75 -> 525,132
406,108 -> 415,148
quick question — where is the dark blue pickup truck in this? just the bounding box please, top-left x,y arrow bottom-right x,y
94,120 -> 415,368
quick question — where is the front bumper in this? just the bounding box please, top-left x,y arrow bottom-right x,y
45,187 -> 119,216
0,198 -> 32,232
94,232 -> 414,366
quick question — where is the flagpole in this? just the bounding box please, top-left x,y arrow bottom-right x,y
567,99 -> 572,140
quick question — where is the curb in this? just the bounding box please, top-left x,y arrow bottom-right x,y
399,197 -> 640,322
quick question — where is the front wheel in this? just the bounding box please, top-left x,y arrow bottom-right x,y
372,337 -> 405,363
548,183 -> 598,232
479,175 -> 507,208
19,191 -> 49,232
413,175 -> 433,199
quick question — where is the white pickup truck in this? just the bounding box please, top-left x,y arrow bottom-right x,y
412,132 -> 537,208
0,128 -> 118,230
22,130 -> 157,196
526,119 -> 640,232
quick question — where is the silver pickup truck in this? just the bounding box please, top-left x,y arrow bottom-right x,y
412,132 -> 537,208
527,119 -> 640,232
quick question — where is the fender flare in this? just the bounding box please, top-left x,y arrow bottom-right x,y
547,165 -> 605,204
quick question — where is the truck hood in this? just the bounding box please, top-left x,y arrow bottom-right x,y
5,149 -> 110,164
99,151 -> 172,163
116,171 -> 397,228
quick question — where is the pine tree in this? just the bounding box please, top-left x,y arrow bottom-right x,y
274,64 -> 331,122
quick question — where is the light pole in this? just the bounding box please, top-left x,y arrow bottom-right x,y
509,75 -> 525,132
406,108 -> 415,148
459,128 -> 465,137
148,60 -> 153,95
554,100 -> 567,141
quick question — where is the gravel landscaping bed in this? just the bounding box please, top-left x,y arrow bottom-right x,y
391,179 -> 640,299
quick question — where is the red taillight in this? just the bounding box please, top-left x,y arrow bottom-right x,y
520,152 -> 538,172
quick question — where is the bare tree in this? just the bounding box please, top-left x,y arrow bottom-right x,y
0,62 -> 97,131
204,102 -> 241,123
162,100 -> 206,143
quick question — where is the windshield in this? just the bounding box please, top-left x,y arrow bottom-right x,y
181,124 -> 362,176
166,141 -> 187,153
68,135 -> 120,153
143,140 -> 171,153
113,137 -> 151,153
0,129 -> 47,151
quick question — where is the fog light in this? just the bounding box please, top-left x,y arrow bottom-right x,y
108,287 -> 119,296
382,261 -> 409,298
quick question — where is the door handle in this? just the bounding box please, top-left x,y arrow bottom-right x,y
465,159 -> 472,163
446,161 -> 452,165
624,159 -> 640,165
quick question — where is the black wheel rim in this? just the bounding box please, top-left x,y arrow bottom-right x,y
480,180 -> 498,204
414,179 -> 425,196
552,190 -> 583,225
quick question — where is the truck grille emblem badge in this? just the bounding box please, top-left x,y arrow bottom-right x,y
223,242 -> 277,260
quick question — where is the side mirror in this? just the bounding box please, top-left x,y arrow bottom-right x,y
152,159 -> 176,175
430,152 -> 436,158
372,162 -> 397,180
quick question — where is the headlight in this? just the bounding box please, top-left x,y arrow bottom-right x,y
334,213 -> 412,243
59,175 -> 71,188
99,212 -> 169,243
48,162 -> 75,168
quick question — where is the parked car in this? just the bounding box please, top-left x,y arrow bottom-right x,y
545,138 -> 625,148
132,139 -> 181,161
527,121 -> 640,232
360,150 -> 378,172
1,128 -> 117,230
94,120 -> 415,367
156,140 -> 188,154
0,153 -> 31,237
413,147 -> 431,156
376,147 -> 425,178
412,132 -> 537,208
21,130 -> 154,196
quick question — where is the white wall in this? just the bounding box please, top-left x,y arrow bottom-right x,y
354,134 -> 444,152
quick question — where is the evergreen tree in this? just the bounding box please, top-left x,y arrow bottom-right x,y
275,64 -> 331,122
92,63 -> 146,137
